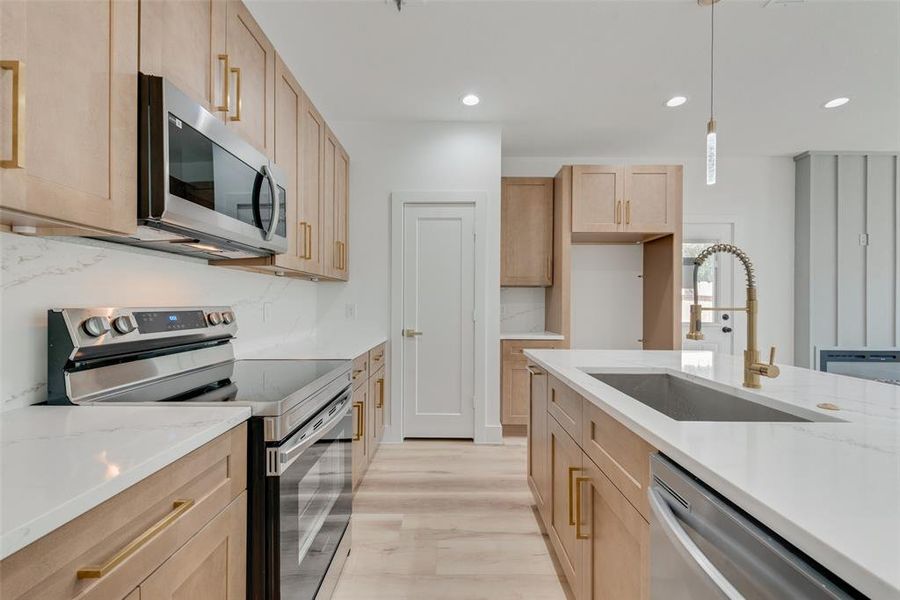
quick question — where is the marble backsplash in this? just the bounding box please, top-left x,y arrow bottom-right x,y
500,287 -> 545,333
0,232 -> 319,412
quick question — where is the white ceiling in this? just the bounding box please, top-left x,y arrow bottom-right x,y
247,0 -> 900,157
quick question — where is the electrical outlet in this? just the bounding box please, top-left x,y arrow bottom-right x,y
263,302 -> 273,323
345,303 -> 357,320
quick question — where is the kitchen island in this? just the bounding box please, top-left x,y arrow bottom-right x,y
524,349 -> 899,599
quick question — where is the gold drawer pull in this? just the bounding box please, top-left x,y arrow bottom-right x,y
229,66 -> 241,122
615,200 -> 621,224
77,499 -> 194,579
1,60 -> 24,169
216,54 -> 230,112
575,476 -> 590,539
353,401 -> 364,440
306,223 -> 313,259
567,466 -> 583,526
376,378 -> 384,408
625,200 -> 631,225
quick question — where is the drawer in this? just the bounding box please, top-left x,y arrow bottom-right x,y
368,343 -> 386,376
0,424 -> 247,600
501,339 -> 563,358
547,376 -> 582,441
582,398 -> 655,520
352,352 -> 369,390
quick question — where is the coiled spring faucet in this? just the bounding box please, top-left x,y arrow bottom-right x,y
686,243 -> 780,389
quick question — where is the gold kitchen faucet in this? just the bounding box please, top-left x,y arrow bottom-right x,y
686,243 -> 780,389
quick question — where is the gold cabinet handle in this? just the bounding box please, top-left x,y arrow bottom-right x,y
340,240 -> 346,270
526,366 -> 544,376
567,466 -> 583,526
575,476 -> 590,539
216,54 -> 230,112
334,240 -> 341,269
77,499 -> 194,579
352,401 -> 364,441
376,378 -> 384,408
1,60 -> 24,169
615,200 -> 622,224
625,200 -> 631,225
402,328 -> 423,337
545,255 -> 552,283
306,223 -> 313,259
229,66 -> 241,122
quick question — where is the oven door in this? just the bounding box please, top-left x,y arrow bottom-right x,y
267,388 -> 353,600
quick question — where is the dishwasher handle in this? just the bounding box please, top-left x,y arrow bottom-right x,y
648,486 -> 744,599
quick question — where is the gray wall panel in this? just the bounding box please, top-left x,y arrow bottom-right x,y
836,155 -> 867,347
865,155 -> 897,347
794,156 -> 812,367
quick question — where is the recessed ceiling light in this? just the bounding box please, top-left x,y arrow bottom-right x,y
665,96 -> 688,108
823,97 -> 850,109
461,94 -> 480,107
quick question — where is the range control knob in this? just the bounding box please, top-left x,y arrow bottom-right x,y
207,311 -> 223,326
222,311 -> 235,325
82,316 -> 111,337
112,315 -> 137,334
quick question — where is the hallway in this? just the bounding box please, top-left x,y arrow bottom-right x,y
333,439 -> 572,600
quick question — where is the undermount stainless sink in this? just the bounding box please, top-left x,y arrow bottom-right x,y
588,373 -> 826,422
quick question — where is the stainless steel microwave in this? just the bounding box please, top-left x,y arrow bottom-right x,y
98,74 -> 287,260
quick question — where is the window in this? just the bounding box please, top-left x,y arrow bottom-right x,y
682,242 -> 718,323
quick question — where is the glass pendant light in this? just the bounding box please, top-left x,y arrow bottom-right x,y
706,0 -> 717,186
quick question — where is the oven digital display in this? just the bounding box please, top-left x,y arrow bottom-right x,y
134,310 -> 208,333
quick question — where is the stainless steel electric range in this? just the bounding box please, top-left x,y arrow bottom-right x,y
47,306 -> 352,600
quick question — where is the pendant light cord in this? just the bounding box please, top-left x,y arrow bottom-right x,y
710,0 -> 715,120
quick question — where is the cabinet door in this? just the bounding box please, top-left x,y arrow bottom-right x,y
527,365 -> 550,527
139,0 -> 227,115
123,589 -> 140,600
351,383 -> 368,489
0,0 -> 137,234
373,368 -> 386,445
225,0 -> 274,157
367,371 -> 380,458
623,165 -> 679,234
273,56 -> 303,266
501,177 -> 553,286
571,166 -> 623,233
501,356 -> 531,426
298,94 -> 325,275
333,139 -> 350,280
547,415 -> 583,596
322,130 -> 337,278
140,492 -> 247,600
580,456 -> 649,600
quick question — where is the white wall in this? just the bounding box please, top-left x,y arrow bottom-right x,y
321,121 -> 503,442
503,156 -> 796,362
0,234 -> 319,412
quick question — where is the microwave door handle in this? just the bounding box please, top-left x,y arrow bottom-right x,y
647,487 -> 743,599
261,165 -> 279,241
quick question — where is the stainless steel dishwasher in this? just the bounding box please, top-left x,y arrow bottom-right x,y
648,454 -> 862,600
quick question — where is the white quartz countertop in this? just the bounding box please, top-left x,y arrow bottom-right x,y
237,335 -> 388,361
500,331 -> 565,341
523,349 -> 900,599
0,405 -> 250,560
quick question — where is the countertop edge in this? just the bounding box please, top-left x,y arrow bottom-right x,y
0,407 -> 251,561
522,350 -> 897,599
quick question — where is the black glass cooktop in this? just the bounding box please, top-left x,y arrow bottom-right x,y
94,359 -> 350,416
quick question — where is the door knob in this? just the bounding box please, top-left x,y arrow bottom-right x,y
402,329 -> 423,337
722,326 -> 733,333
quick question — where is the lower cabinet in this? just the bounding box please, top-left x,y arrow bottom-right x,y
501,339 -> 564,426
532,371 -> 654,600
352,342 -> 389,491
0,424 -> 247,600
351,382 -> 369,489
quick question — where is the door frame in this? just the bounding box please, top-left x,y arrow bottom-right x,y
388,191 -> 491,443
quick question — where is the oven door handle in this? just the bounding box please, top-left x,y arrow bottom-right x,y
271,391 -> 351,476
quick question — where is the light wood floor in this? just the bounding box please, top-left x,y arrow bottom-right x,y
333,438 -> 573,600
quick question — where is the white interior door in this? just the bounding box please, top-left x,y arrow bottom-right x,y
681,222 -> 736,355
402,203 -> 475,438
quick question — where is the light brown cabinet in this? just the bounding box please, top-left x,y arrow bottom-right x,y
0,424 -> 247,600
351,382 -> 369,490
571,165 -> 681,238
368,366 -> 386,453
323,128 -> 349,281
0,0 -> 138,235
298,94 -> 326,275
527,365 -> 550,528
501,339 -> 563,426
501,177 -> 554,286
531,369 -> 655,600
139,0 -> 227,115
352,342 -> 388,490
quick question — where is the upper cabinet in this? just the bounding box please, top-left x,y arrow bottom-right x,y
224,0 -> 275,158
571,165 -> 681,240
501,177 -> 554,286
0,0 -> 138,234
139,0 -> 227,115
298,94 -> 326,275
322,127 -> 349,280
